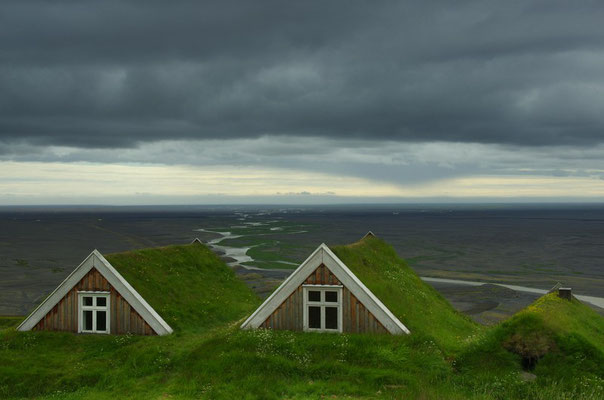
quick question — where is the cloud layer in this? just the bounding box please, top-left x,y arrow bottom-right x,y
2,1 -> 604,203
2,0 -> 604,149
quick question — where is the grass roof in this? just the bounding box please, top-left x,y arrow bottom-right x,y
105,242 -> 261,332
456,291 -> 604,385
330,235 -> 480,349
491,293 -> 603,374
516,293 -> 604,353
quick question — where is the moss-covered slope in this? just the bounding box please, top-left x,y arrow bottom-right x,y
457,291 -> 604,393
105,243 -> 261,332
331,235 -> 480,349
495,293 -> 604,374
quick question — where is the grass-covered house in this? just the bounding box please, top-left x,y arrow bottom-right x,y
17,249 -> 173,335
241,239 -> 410,334
16,241 -> 260,336
2,237 -> 603,398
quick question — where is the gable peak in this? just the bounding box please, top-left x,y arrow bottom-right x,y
363,231 -> 376,239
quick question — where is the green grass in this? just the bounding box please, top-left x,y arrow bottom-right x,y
331,236 -> 480,351
0,317 -> 21,331
456,293 -> 604,397
1,239 -> 603,399
104,243 -> 261,332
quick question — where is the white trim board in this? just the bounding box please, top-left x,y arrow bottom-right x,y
240,243 -> 410,335
17,250 -> 173,335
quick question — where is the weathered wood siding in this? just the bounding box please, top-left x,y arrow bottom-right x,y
33,268 -> 155,335
261,264 -> 388,334
261,286 -> 304,331
304,263 -> 341,285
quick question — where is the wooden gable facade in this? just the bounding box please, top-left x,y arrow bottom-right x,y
17,250 -> 172,336
33,267 -> 155,335
260,263 -> 388,333
241,243 -> 410,335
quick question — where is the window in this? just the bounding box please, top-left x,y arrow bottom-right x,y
303,285 -> 342,332
78,292 -> 110,334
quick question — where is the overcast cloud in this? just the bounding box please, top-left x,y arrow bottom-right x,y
1,1 -> 604,202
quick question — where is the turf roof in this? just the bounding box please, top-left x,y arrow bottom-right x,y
105,242 -> 261,333
330,235 -> 480,348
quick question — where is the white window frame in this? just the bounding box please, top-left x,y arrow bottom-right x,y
302,284 -> 343,333
78,291 -> 110,334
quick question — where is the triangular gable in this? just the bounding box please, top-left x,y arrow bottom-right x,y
191,238 -> 203,245
548,282 -> 563,294
17,250 -> 173,335
240,243 -> 410,335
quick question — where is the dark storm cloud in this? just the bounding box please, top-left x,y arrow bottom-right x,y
2,0 -> 604,148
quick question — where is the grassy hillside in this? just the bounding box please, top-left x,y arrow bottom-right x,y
331,235 -> 480,350
1,240 -> 603,399
105,243 -> 260,332
457,292 -> 604,397
0,243 -> 261,399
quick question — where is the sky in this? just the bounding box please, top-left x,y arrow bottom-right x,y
1,0 -> 604,205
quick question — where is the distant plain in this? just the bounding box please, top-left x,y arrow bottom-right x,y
1,204 -> 603,322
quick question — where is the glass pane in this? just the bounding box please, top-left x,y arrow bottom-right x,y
83,296 -> 93,306
83,310 -> 93,331
96,297 -> 107,307
308,291 -> 321,302
96,311 -> 107,332
325,291 -> 338,302
308,306 -> 321,328
325,307 -> 338,330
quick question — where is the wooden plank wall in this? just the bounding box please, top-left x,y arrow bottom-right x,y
261,286 -> 303,331
342,287 -> 387,334
304,264 -> 341,285
261,264 -> 388,334
33,268 -> 155,335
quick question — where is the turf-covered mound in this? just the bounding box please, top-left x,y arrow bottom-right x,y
330,235 -> 479,349
494,294 -> 604,374
105,243 -> 260,332
457,292 -> 604,394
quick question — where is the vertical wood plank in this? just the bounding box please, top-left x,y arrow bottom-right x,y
284,297 -> 289,329
294,288 -> 299,331
72,290 -> 77,332
359,305 -> 364,333
117,296 -> 121,334
352,297 -> 357,333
